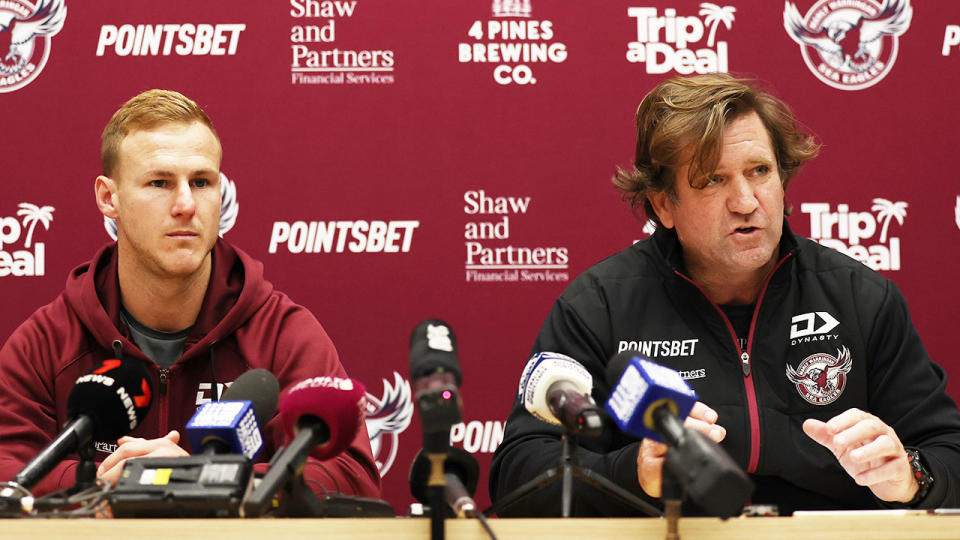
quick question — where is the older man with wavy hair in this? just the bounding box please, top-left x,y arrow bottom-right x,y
491,73 -> 960,516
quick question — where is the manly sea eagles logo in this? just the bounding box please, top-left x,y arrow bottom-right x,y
786,346 -> 853,405
0,0 -> 66,93
783,0 -> 911,91
954,196 -> 960,232
364,372 -> 413,477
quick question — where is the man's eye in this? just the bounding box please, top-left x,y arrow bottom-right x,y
193,179 -> 209,188
705,175 -> 721,186
755,165 -> 770,175
149,180 -> 165,188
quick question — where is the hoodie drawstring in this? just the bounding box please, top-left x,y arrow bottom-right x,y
209,343 -> 218,401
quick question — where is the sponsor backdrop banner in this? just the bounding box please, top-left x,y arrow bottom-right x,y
2,0 -> 958,512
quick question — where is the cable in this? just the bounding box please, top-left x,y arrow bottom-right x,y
470,509 -> 499,540
0,480 -> 114,518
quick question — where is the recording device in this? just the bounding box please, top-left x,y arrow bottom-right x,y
409,447 -> 479,518
242,376 -> 394,518
109,369 -> 279,518
519,352 -> 603,436
2,358 -> 153,496
409,319 -> 462,451
604,352 -> 752,518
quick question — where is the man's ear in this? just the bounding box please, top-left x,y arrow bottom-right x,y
95,176 -> 119,219
647,191 -> 676,230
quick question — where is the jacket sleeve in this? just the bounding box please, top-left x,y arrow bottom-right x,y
865,280 -> 960,509
261,301 -> 381,499
0,315 -> 79,496
489,292 -> 658,516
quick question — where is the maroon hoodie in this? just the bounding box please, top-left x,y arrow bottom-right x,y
0,239 -> 380,498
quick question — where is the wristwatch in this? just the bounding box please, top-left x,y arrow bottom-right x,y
904,447 -> 933,506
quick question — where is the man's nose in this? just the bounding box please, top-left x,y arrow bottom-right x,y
727,176 -> 759,215
171,181 -> 196,216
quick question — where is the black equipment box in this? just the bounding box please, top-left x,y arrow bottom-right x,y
109,455 -> 252,518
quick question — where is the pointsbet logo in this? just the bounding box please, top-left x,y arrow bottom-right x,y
96,23 -> 246,56
449,419 -> 504,454
801,198 -> 907,271
626,3 -> 736,74
0,203 -> 54,277
268,220 -> 419,254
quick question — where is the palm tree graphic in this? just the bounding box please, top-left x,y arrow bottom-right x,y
699,3 -> 736,47
871,198 -> 907,243
16,203 -> 55,248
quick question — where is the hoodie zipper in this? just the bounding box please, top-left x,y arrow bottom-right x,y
674,252 -> 791,474
114,338 -> 170,435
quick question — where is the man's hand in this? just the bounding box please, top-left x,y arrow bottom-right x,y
96,430 -> 188,486
803,408 -> 918,503
637,401 -> 726,498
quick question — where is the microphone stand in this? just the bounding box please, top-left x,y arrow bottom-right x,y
485,431 -> 661,518
411,372 -> 462,540
426,453 -> 446,540
72,443 -> 97,493
661,468 -> 683,540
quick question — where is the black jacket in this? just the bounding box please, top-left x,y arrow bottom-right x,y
489,221 -> 960,516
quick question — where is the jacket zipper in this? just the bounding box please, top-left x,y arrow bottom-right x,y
674,252 -> 792,474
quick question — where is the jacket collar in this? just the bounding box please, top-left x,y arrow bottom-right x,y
650,217 -> 800,274
63,238 -> 273,360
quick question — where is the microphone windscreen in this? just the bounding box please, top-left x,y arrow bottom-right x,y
604,352 -> 697,442
518,352 -> 592,426
279,377 -> 366,460
408,446 -> 479,505
221,368 -> 280,428
409,319 -> 461,385
66,358 -> 153,441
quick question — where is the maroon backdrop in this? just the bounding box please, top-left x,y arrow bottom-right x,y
2,0 -> 959,513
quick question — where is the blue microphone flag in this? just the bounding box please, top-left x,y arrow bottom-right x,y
605,355 -> 697,443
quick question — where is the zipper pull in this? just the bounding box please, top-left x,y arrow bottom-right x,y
740,352 -> 751,377
159,368 -> 168,395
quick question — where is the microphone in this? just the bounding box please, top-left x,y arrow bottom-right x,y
518,351 -> 603,436
185,369 -> 279,460
241,376 -> 366,517
604,352 -> 752,518
604,352 -> 697,445
6,358 -> 152,492
409,447 -> 479,518
409,319 -> 462,450
277,376 -> 366,461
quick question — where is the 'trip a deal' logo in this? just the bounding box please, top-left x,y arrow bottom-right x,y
0,0 -> 67,93
783,0 -> 912,91
1,202 -> 54,277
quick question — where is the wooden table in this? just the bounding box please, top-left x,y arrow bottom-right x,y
4,512 -> 960,539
